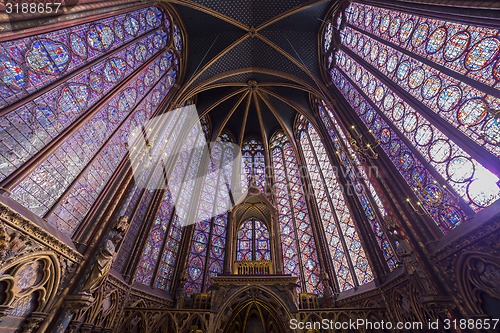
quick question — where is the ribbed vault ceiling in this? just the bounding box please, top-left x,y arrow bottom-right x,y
168,0 -> 336,144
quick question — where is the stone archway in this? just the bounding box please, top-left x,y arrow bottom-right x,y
223,299 -> 286,333
211,285 -> 295,333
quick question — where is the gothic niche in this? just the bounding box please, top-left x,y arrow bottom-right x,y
458,253 -> 500,318
227,179 -> 282,276
223,300 -> 286,333
0,251 -> 60,330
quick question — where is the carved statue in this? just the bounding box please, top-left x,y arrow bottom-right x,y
175,270 -> 188,309
80,216 -> 129,295
80,239 -> 116,295
319,272 -> 337,308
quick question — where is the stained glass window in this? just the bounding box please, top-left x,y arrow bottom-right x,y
0,9 -> 170,182
322,1 -> 500,232
270,131 -> 323,294
115,139 -> 173,275
317,102 -> 397,270
331,69 -> 467,231
297,116 -> 374,291
0,6 -> 167,108
135,189 -> 174,285
13,52 -> 178,235
241,139 -> 266,192
117,100 -> 189,275
344,3 -> 500,88
338,25 -> 500,157
152,117 -> 205,291
113,184 -> 156,274
236,218 -> 271,262
154,214 -> 183,291
184,133 -> 234,294
1,5 -> 183,238
131,112 -> 205,290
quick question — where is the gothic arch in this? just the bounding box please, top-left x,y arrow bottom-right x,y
96,290 -> 120,328
336,312 -> 357,333
222,300 -> 287,333
0,251 -> 60,314
117,311 -> 148,333
128,299 -> 148,308
188,313 -> 209,332
150,313 -> 175,333
456,251 -> 500,316
363,300 -> 384,323
390,280 -> 436,324
235,205 -> 269,228
213,285 -> 294,333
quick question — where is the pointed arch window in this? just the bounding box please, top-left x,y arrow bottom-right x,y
317,102 -> 397,270
270,131 -> 323,294
116,103 -> 189,276
134,114 -> 205,292
1,5 -> 183,237
184,132 -> 235,294
297,116 -> 373,291
322,1 -> 500,232
1,7 -> 171,180
0,6 -> 167,110
236,218 -> 271,262
135,190 -> 174,285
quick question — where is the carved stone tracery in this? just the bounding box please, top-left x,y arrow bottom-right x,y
0,203 -> 82,333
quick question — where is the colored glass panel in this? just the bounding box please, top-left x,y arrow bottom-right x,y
331,68 -> 468,231
318,103 -> 396,270
185,133 -> 233,294
0,6 -> 168,109
240,139 -> 266,192
236,218 -> 271,262
297,117 -> 374,290
340,26 -> 500,157
136,190 -> 174,285
271,131 -> 323,294
335,50 -> 500,213
153,122 -> 204,291
0,33 -> 171,182
345,2 -> 500,88
11,52 -> 177,235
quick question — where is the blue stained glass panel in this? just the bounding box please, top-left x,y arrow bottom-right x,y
271,131 -> 323,294
0,30 -> 169,183
11,49 -> 178,235
297,116 -> 374,290
0,6 -> 167,109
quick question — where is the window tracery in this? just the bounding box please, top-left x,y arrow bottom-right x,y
270,131 -> 323,294
317,101 -> 397,270
1,5 -> 182,237
241,139 -> 266,192
236,218 -> 271,262
322,1 -> 500,232
185,132 -> 234,294
297,117 -> 373,291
